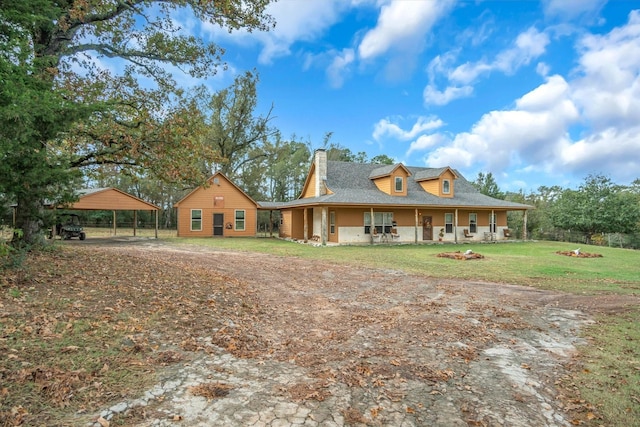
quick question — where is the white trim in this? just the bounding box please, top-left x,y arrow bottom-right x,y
394,176 -> 403,192
234,209 -> 246,231
190,209 -> 202,231
443,179 -> 451,194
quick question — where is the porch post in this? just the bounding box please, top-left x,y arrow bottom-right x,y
269,210 -> 273,237
112,210 -> 116,236
303,208 -> 308,243
415,209 -> 419,243
370,207 -> 375,244
454,208 -> 458,244
491,209 -> 495,241
133,210 -> 137,237
155,210 -> 158,239
523,210 -> 528,240
321,207 -> 328,245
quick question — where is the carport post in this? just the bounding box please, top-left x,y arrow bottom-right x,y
112,210 -> 116,236
155,210 -> 158,239
133,210 -> 137,237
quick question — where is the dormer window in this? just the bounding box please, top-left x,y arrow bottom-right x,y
443,179 -> 451,194
395,176 -> 403,192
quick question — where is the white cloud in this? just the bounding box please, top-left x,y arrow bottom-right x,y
202,0 -> 347,64
449,27 -> 550,85
571,10 -> 640,131
418,11 -> 640,185
407,133 -> 448,156
423,84 -> 474,105
424,26 -> 550,106
560,127 -> 640,181
358,0 -> 455,60
326,49 -> 355,88
373,116 -> 444,141
542,0 -> 607,20
422,75 -> 578,172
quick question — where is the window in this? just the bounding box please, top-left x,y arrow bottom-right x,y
235,210 -> 245,231
445,213 -> 453,233
469,213 -> 477,233
330,211 -> 335,234
364,212 -> 393,234
191,209 -> 202,231
443,179 -> 451,194
395,176 -> 403,192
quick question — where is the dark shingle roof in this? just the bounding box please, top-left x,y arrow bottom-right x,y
258,161 -> 531,210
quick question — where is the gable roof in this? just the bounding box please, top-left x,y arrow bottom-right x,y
262,161 -> 531,210
64,187 -> 159,210
174,171 -> 258,207
368,163 -> 411,179
413,166 -> 458,181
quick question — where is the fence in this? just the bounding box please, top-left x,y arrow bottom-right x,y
534,229 -> 640,249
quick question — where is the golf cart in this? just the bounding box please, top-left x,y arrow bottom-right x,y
49,213 -> 86,240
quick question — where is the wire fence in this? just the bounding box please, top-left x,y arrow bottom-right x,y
534,229 -> 640,249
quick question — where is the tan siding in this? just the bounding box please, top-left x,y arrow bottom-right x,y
372,177 -> 391,194
176,174 -> 256,238
420,180 -> 439,195
301,167 -> 317,198
279,210 -> 293,238
336,208 -> 365,226
291,210 -> 305,240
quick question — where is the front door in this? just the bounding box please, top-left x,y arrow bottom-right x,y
213,213 -> 224,236
422,216 -> 433,240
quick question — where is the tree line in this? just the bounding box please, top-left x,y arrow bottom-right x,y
474,172 -> 640,248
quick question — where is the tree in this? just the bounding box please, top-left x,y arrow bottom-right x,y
551,174 -> 640,240
370,154 -> 395,165
202,70 -> 277,178
1,0 -> 275,246
472,172 -> 505,199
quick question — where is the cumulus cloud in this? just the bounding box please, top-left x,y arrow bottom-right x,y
571,10 -> 640,131
373,116 -> 444,141
358,0 -> 455,60
201,0 -> 346,64
407,133 -> 449,156
421,74 -> 578,173
419,11 -> 640,185
560,128 -> 640,179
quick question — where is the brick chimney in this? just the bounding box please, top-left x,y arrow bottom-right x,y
314,149 -> 327,197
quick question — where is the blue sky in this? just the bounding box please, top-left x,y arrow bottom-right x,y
184,0 -> 640,192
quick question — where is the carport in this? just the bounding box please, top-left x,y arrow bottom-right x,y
52,188 -> 160,238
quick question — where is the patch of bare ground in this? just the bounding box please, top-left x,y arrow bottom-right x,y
1,239 -> 637,426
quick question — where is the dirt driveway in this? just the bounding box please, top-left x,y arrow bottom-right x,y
62,238 -> 634,426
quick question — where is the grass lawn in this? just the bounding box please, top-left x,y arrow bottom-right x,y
174,238 -> 640,295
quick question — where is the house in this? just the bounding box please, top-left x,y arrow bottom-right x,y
174,172 -> 258,238
275,149 -> 532,244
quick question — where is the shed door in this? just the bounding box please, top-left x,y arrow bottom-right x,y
213,213 -> 224,236
422,216 -> 433,240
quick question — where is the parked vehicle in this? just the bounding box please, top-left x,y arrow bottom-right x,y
49,213 -> 86,240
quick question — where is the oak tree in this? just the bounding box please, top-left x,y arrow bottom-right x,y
0,0 -> 274,245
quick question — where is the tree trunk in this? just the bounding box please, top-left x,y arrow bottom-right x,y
13,195 -> 46,247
